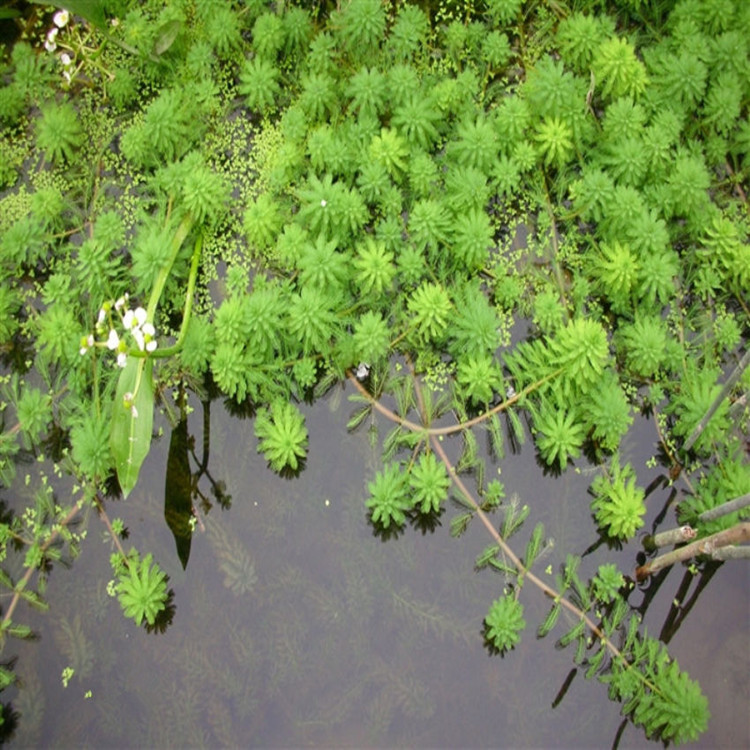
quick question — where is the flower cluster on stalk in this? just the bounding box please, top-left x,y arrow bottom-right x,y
79,295 -> 158,367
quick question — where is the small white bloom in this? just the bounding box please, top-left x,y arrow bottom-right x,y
130,405 -> 138,418
60,52 -> 72,66
44,37 -> 57,53
114,294 -> 128,311
53,9 -> 69,28
47,27 -> 58,43
142,322 -> 155,337
356,362 -> 370,380
79,334 -> 94,355
62,70 -> 72,84
117,352 -> 128,367
123,392 -> 133,404
97,307 -> 107,326
106,329 -> 120,350
131,328 -> 145,351
320,199 -> 327,207
145,340 -> 157,353
124,306 -> 148,330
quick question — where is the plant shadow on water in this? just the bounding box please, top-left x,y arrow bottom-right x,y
4,382 -> 747,748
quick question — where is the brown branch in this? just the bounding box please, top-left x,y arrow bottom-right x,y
348,366 -> 626,665
636,522 -> 750,581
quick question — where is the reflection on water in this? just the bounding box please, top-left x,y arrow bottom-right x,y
5,383 -> 749,748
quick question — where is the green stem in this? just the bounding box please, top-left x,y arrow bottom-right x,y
146,214 -> 195,322
152,233 -> 203,358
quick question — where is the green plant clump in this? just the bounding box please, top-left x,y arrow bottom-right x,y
0,0 -> 745,743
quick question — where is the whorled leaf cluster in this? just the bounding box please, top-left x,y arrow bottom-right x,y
0,0 -> 747,744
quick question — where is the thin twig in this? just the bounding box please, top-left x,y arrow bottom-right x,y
636,522 -> 750,581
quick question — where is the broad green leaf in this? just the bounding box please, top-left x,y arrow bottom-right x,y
29,1 -> 108,32
152,19 -> 182,57
110,357 -> 155,498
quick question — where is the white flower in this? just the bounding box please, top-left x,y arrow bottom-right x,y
53,9 -> 70,28
123,306 -> 147,330
130,405 -> 138,418
60,52 -> 72,66
142,322 -> 155,337
79,334 -> 94,355
131,328 -> 144,351
106,329 -> 120,350
62,70 -> 72,84
146,340 -> 157,353
97,307 -> 107,326
356,362 -> 370,380
44,30 -> 57,52
320,199 -> 327,207
114,294 -> 128,311
117,353 -> 128,367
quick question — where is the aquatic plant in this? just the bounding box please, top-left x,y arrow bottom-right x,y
254,400 -> 308,474
591,458 -> 646,541
115,551 -> 169,628
483,595 -> 525,653
0,0 -> 744,742
409,452 -> 450,515
366,462 -> 410,529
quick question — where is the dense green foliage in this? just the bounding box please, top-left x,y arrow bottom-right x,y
1,0 -> 748,744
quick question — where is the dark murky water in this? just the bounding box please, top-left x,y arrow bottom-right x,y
5,381 -> 749,748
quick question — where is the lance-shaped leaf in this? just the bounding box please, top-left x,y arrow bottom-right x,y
111,357 -> 155,498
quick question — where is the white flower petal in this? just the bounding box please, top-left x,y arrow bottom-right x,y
132,328 -> 145,351
146,340 -> 157,353
142,322 -> 155,337
117,353 -> 128,367
53,9 -> 69,28
106,330 -> 120,349
134,307 -> 147,327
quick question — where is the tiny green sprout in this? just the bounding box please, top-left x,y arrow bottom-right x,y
106,580 -> 117,597
111,518 -> 125,537
545,565 -> 553,575
84,690 -> 92,699
61,666 -> 75,688
646,456 -> 657,469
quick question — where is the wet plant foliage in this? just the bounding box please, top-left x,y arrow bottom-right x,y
0,0 -> 748,745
